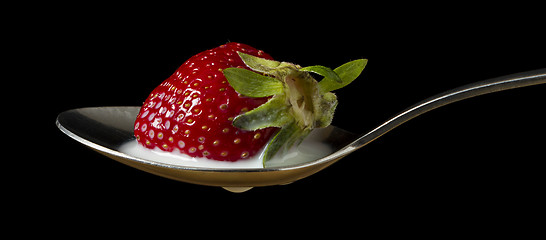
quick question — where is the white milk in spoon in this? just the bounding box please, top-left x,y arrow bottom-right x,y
118,128 -> 333,169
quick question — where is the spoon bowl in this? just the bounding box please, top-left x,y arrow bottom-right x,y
56,106 -> 358,192
57,69 -> 546,192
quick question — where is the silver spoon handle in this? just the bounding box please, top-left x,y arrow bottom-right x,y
350,68 -> 546,151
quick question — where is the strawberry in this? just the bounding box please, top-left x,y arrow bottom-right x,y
135,42 -> 367,164
134,43 -> 277,161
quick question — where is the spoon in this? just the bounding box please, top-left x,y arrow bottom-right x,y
56,68 -> 546,192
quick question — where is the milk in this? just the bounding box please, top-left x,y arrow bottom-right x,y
118,129 -> 333,169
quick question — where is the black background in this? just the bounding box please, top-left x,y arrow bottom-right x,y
16,3 -> 545,236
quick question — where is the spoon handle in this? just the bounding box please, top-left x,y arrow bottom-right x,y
350,68 -> 546,151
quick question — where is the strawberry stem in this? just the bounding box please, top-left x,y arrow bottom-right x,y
223,52 -> 367,165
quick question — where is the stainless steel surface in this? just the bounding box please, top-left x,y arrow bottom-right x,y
345,68 -> 546,155
56,68 -> 546,191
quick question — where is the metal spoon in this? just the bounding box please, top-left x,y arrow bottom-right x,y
56,69 -> 546,192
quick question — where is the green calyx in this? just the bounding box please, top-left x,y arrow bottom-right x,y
223,52 -> 367,165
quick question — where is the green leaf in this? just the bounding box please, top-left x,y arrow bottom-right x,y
318,59 -> 367,93
223,68 -> 284,97
300,65 -> 342,83
232,97 -> 292,131
237,52 -> 282,73
262,121 -> 311,164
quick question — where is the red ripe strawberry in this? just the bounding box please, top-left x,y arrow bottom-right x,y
135,42 -> 367,164
134,42 -> 277,161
